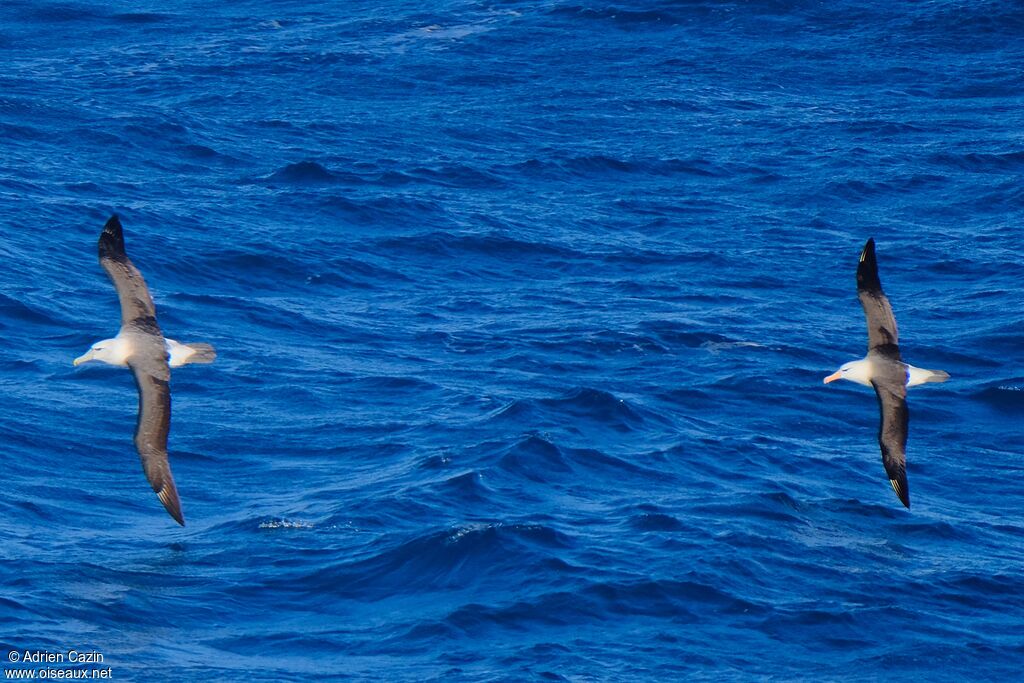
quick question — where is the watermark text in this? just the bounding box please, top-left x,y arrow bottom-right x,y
5,650 -> 110,680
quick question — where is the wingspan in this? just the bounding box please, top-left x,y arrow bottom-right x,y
129,351 -> 184,525
99,215 -> 159,327
857,238 -> 899,352
872,376 -> 910,509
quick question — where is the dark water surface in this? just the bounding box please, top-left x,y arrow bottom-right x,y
3,1 -> 1024,680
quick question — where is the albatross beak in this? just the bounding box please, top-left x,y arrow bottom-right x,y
73,350 -> 94,367
823,370 -> 843,384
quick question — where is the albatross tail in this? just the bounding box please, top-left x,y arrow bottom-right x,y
166,339 -> 217,367
907,365 -> 950,387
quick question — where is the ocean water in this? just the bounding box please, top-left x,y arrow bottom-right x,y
3,1 -> 1024,680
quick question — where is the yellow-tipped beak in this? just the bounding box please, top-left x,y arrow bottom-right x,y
823,370 -> 843,384
73,350 -> 94,367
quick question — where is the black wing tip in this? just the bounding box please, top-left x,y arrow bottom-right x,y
99,214 -> 126,257
859,237 -> 876,263
102,214 -> 124,241
890,478 -> 910,509
164,499 -> 185,526
157,483 -> 185,526
857,237 -> 881,291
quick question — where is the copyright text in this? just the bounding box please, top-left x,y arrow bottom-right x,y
4,651 -> 110,680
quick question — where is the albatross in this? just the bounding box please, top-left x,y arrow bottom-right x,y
823,238 -> 948,508
74,215 -> 215,525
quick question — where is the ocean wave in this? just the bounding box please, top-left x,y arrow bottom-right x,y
407,164 -> 504,189
627,511 -> 685,532
375,230 -> 580,263
487,388 -> 648,435
257,523 -> 573,602
12,3 -> 107,23
928,150 -> 1024,173
435,575 -> 768,635
547,6 -> 683,28
973,384 -> 1024,411
507,154 -> 751,180
694,490 -> 807,526
265,160 -> 359,184
315,194 -> 446,225
111,11 -> 173,24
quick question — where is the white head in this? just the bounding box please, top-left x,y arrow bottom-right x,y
74,338 -> 130,367
823,359 -> 874,387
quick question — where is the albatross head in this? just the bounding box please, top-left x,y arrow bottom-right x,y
74,338 -> 130,367
823,359 -> 874,387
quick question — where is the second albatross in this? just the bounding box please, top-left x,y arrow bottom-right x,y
74,215 -> 216,525
824,238 -> 948,509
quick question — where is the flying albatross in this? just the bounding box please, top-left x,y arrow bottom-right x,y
823,238 -> 948,508
74,215 -> 215,525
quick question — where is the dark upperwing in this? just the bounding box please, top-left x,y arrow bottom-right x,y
129,341 -> 183,525
871,373 -> 910,508
99,215 -> 159,328
857,238 -> 900,354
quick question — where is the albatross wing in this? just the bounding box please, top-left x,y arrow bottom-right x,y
99,215 -> 159,328
857,238 -> 899,352
872,375 -> 910,508
129,342 -> 184,526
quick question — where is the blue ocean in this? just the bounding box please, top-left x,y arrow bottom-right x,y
3,1 -> 1024,680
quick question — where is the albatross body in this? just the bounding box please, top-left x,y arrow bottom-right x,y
74,215 -> 215,525
823,238 -> 948,508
